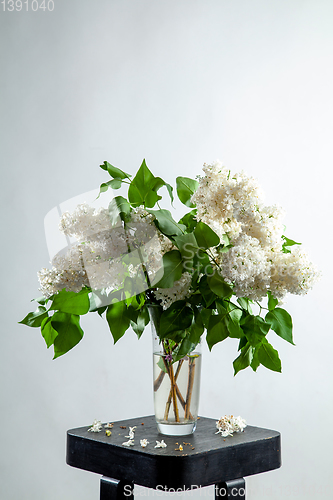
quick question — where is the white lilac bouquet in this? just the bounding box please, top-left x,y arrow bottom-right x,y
20,160 -> 319,374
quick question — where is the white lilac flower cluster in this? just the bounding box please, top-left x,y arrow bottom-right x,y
38,201 -> 190,309
154,272 -> 193,310
192,160 -> 320,301
38,204 -> 167,298
59,204 -> 114,240
215,415 -> 247,437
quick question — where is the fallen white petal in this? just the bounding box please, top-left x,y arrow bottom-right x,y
216,415 -> 247,438
155,440 -> 167,448
122,439 -> 135,447
88,419 -> 103,432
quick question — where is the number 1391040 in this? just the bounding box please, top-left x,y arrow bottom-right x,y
2,0 -> 54,10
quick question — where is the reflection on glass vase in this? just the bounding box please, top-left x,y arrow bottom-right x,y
150,305 -> 202,436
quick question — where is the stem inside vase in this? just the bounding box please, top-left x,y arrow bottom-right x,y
152,348 -> 201,433
150,305 -> 202,435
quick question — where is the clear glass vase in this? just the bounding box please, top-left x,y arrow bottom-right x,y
150,305 -> 202,436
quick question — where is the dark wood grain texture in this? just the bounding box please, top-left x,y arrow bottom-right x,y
67,415 -> 281,490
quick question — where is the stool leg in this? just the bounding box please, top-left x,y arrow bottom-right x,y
100,476 -> 134,500
215,478 -> 245,499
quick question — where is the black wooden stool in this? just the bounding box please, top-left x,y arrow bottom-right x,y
66,415 -> 281,499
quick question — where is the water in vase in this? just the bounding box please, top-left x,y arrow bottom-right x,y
153,352 -> 202,436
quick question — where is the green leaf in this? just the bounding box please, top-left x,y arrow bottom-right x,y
151,177 -> 174,205
31,296 -> 48,305
149,209 -> 185,236
164,182 -> 174,204
192,249 -> 211,279
221,234 -> 230,246
218,244 -> 233,254
237,297 -> 253,314
155,250 -> 183,288
89,291 -> 108,312
233,343 -> 254,375
226,308 -> 243,338
267,291 -> 278,311
159,301 -> 193,338
265,308 -> 294,345
150,176 -> 164,192
130,292 -> 146,310
109,178 -> 122,189
187,292 -> 202,307
41,317 -> 58,348
250,346 -> 261,371
165,330 -> 187,343
238,336 -> 248,351
130,306 -> 149,339
157,356 -> 168,373
216,234 -> 233,255
282,235 -> 301,247
206,314 -> 229,350
282,235 -> 301,254
97,179 -> 122,199
176,176 -> 199,208
108,196 -> 131,225
100,161 -> 131,179
128,159 -> 160,208
198,275 -> 216,307
175,337 -> 196,359
178,210 -> 197,233
216,300 -> 227,315
97,306 -> 107,316
207,273 -> 233,298
51,312 -> 84,359
97,181 -> 111,198
173,232 -> 198,270
19,306 -> 48,328
199,308 -> 212,329
241,315 -> 271,346
194,222 -> 220,249
188,308 -> 204,344
106,301 -> 131,343
258,340 -> 282,372
50,289 -> 90,315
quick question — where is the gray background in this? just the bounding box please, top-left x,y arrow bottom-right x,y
1,1 -> 332,499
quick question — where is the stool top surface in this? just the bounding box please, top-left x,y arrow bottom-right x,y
67,415 -> 281,489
